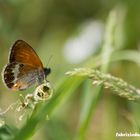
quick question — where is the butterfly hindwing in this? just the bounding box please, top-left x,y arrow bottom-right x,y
3,62 -> 45,90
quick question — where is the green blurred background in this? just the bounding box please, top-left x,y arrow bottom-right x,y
0,0 -> 140,140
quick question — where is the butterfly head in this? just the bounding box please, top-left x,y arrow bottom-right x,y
44,67 -> 51,77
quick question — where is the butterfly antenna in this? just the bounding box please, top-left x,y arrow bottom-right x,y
46,55 -> 53,68
44,55 -> 53,76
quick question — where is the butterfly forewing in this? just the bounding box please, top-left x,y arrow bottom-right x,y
9,40 -> 44,68
3,40 -> 46,91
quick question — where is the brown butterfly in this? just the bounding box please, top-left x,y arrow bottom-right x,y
2,40 -> 51,91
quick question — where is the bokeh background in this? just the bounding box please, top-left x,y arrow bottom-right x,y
0,0 -> 140,140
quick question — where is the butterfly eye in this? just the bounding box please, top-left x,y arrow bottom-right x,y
44,68 -> 51,76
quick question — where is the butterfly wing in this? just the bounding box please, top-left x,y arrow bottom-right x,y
9,40 -> 44,69
3,62 -> 45,90
3,40 -> 45,90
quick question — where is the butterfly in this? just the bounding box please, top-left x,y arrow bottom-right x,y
2,40 -> 51,91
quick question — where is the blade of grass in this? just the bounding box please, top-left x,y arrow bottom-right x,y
111,50 -> 140,66
85,50 -> 140,69
101,95 -> 118,140
76,80 -> 102,140
76,8 -> 119,140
